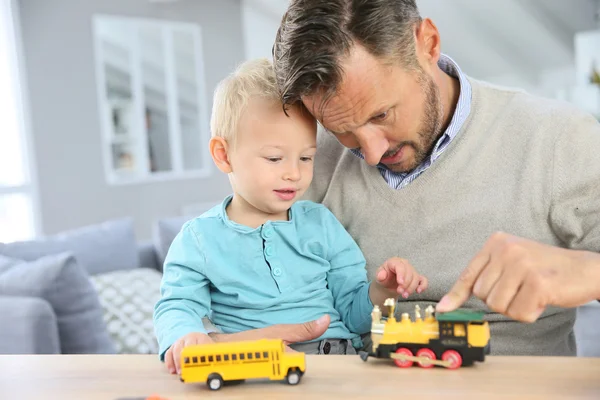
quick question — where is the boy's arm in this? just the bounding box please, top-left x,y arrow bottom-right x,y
322,208 -> 374,335
153,222 -> 212,360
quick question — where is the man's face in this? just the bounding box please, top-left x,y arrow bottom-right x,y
302,45 -> 444,173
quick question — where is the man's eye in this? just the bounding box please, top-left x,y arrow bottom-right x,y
372,111 -> 388,121
265,157 -> 281,162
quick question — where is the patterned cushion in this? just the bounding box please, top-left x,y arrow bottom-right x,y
90,268 -> 162,354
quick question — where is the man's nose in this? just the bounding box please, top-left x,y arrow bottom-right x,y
355,128 -> 389,166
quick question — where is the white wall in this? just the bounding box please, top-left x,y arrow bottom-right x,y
18,0 -> 245,240
484,66 -> 577,100
241,0 -> 281,61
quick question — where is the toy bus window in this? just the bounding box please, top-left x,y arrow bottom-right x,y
247,352 -> 253,360
454,324 -> 466,337
263,352 -> 269,358
192,356 -> 198,363
232,354 -> 237,361
208,356 -> 214,362
216,355 -> 222,362
184,357 -> 190,364
200,356 -> 206,363
224,354 -> 229,361
255,352 -> 261,359
240,353 -> 245,360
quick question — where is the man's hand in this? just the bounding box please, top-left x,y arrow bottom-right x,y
209,314 -> 330,347
165,332 -> 213,375
436,232 -> 600,322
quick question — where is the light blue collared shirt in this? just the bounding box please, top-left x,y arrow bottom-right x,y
351,54 -> 472,189
153,195 -> 373,358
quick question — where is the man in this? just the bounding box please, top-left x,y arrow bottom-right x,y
206,0 -> 599,358
264,0 -> 600,356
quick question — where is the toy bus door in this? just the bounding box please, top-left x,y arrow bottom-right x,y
271,348 -> 281,379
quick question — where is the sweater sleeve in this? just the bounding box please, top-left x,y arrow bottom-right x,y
549,112 -> 600,252
321,206 -> 374,334
153,221 -> 212,360
303,127 -> 347,203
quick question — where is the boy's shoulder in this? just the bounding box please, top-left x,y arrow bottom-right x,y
292,200 -> 336,221
182,202 -> 225,233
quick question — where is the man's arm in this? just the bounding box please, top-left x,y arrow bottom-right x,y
437,112 -> 600,320
209,315 -> 331,345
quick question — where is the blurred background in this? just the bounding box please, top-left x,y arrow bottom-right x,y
2,0 -> 600,243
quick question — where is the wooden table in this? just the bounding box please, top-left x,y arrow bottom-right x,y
1,355 -> 599,399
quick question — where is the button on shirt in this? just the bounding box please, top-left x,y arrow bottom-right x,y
153,196 -> 373,359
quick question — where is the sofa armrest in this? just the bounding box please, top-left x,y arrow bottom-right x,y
138,241 -> 160,272
0,296 -> 60,354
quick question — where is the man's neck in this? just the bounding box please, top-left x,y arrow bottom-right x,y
438,68 -> 461,133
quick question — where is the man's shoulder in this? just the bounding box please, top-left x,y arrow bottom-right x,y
470,79 -> 593,121
471,77 -> 597,128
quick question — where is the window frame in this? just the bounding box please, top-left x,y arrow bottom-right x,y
0,0 -> 41,242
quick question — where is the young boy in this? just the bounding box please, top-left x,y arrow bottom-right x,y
153,58 -> 428,374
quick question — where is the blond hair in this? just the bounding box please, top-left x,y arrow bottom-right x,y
210,58 -> 280,146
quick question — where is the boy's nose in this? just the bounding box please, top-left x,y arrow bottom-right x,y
283,164 -> 301,181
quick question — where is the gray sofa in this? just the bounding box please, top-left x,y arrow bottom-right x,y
0,216 -> 598,356
0,216 -> 186,355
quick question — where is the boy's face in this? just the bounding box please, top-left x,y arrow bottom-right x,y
228,100 -> 317,218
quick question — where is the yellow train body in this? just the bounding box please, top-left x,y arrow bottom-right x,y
364,299 -> 491,369
180,338 -> 305,390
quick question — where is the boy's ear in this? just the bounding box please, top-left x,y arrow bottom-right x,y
209,136 -> 233,173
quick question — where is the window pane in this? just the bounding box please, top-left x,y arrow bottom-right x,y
140,24 -> 172,173
172,29 -> 204,171
0,1 -> 27,186
0,193 -> 34,243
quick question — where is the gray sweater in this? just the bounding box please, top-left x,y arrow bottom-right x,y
305,78 -> 600,356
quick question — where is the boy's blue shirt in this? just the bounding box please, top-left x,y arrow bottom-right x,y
153,195 -> 374,359
154,196 -> 373,358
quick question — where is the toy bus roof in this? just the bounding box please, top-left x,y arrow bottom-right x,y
436,309 -> 485,322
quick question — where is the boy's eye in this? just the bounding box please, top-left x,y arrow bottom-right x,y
300,156 -> 313,162
265,157 -> 281,162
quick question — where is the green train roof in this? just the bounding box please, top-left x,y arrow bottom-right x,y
436,309 -> 485,322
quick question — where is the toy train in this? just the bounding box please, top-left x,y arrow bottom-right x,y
359,298 -> 490,369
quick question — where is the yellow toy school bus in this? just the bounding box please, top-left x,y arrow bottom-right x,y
180,338 -> 306,391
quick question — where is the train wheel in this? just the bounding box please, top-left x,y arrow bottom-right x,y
441,350 -> 463,369
393,348 -> 413,368
416,348 -> 436,368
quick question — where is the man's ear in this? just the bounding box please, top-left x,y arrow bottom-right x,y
209,136 -> 233,173
415,18 -> 441,69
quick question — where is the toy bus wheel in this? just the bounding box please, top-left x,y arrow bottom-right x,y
207,374 -> 224,391
442,350 -> 463,369
286,369 -> 302,385
394,348 -> 413,368
416,348 -> 436,368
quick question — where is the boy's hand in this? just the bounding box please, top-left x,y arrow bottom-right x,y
376,257 -> 428,299
165,332 -> 213,375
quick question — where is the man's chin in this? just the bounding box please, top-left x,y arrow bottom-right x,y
383,161 -> 417,174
